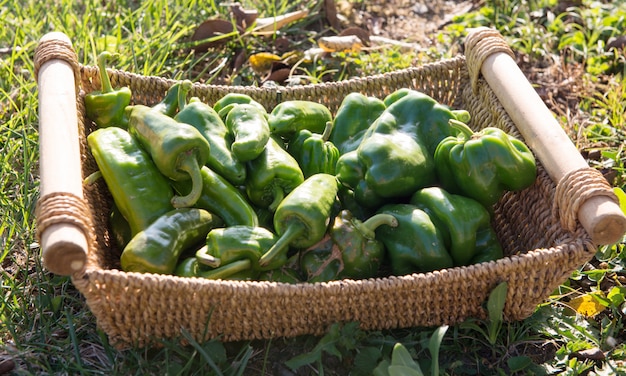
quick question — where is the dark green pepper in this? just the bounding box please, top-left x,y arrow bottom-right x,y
213,93 -> 267,122
245,136 -> 305,211
151,81 -> 185,118
120,208 -> 223,274
174,257 -> 257,280
172,166 -> 258,227
174,96 -> 247,186
225,103 -> 270,162
288,121 -> 340,178
195,225 -> 282,271
84,51 -> 132,129
410,186 -> 503,267
434,119 -> 537,208
87,127 -> 174,235
259,173 -> 339,269
300,209 -> 397,282
257,254 -> 303,283
375,203 -> 453,275
330,92 -> 386,155
109,202 -> 132,249
268,100 -> 333,139
126,102 -> 211,208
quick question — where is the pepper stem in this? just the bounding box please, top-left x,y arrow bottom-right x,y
448,119 -> 475,140
356,213 -> 399,240
268,185 -> 285,212
321,121 -> 333,141
96,51 -> 115,93
451,110 -> 471,123
195,245 -> 221,268
177,80 -> 193,112
259,222 -> 304,268
199,259 -> 252,280
171,154 -> 203,208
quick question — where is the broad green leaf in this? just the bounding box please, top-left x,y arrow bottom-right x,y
388,365 -> 424,376
507,356 -> 533,372
487,282 -> 508,323
614,187 -> 626,215
390,343 -> 423,375
607,286 -> 626,306
428,325 -> 449,376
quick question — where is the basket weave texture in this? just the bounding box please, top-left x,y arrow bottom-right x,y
35,31 -> 598,349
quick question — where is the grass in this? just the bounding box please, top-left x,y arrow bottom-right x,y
2,0 -> 626,374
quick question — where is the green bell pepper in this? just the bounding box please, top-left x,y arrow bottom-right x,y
410,186 -> 503,267
174,95 -> 247,186
287,121 -> 340,178
225,103 -> 270,162
375,203 -> 453,275
213,92 -> 267,121
300,209 -> 397,282
434,119 -> 537,208
258,173 -> 339,269
268,100 -> 333,139
245,136 -> 305,211
330,92 -> 386,155
126,101 -> 211,208
195,225 -> 281,272
120,208 -> 223,274
84,51 -> 132,129
87,127 -> 174,235
172,166 -> 258,227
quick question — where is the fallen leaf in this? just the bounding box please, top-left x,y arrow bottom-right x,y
190,19 -> 242,53
318,35 -> 363,52
568,293 -> 607,317
249,52 -> 282,74
571,347 -> 606,361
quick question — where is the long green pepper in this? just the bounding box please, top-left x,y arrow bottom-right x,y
126,85 -> 211,208
87,127 -> 174,235
175,95 -> 247,185
121,208 -> 223,274
259,173 -> 339,269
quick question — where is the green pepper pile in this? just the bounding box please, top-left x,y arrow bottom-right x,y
85,52 -> 537,282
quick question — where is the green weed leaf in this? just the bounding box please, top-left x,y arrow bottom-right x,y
614,187 -> 626,215
507,355 -> 533,372
428,325 -> 448,376
390,343 -> 423,375
488,282 -> 508,323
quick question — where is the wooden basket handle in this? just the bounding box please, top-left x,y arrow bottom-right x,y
35,32 -> 91,275
464,27 -> 626,245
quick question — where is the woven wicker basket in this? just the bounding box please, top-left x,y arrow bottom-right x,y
34,28 -> 625,349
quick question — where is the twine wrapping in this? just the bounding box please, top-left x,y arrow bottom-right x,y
34,37 -> 80,93
552,167 -> 620,233
464,27 -> 515,93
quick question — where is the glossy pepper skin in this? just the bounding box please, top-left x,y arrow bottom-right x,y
175,96 -> 247,186
87,127 -> 174,235
84,51 -> 132,129
225,103 -> 270,162
300,210 -> 398,282
195,225 -> 282,272
174,257 -> 257,280
375,204 -> 453,275
213,93 -> 267,122
336,94 -> 442,208
126,101 -> 211,208
120,208 -> 223,274
268,100 -> 333,139
259,173 -> 339,269
330,92 -> 386,155
151,81 -> 184,118
410,186 -> 503,267
434,119 -> 537,208
288,121 -> 340,178
172,166 -> 258,227
380,89 -> 465,156
245,136 -> 305,211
